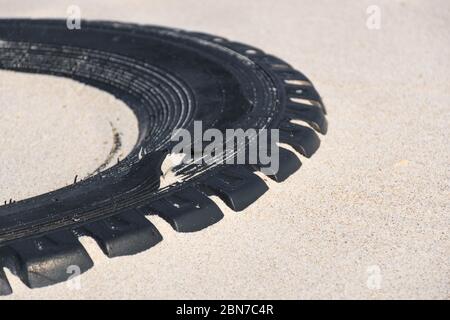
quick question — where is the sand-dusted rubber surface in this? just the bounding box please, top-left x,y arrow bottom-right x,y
0,0 -> 449,299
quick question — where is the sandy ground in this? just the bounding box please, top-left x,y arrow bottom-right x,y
0,0 -> 449,299
0,71 -> 138,202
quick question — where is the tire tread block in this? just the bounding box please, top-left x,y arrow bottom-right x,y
0,268 -> 12,296
254,147 -> 302,182
8,230 -> 93,288
82,209 -> 162,258
286,104 -> 328,134
200,166 -> 268,211
142,187 -> 224,232
279,123 -> 321,158
286,85 -> 322,101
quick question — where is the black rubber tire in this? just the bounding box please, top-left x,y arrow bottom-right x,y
0,19 -> 327,295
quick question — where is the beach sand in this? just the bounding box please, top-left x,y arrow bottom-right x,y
0,0 -> 449,299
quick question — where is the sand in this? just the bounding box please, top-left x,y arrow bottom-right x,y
0,71 -> 138,203
0,0 -> 449,299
